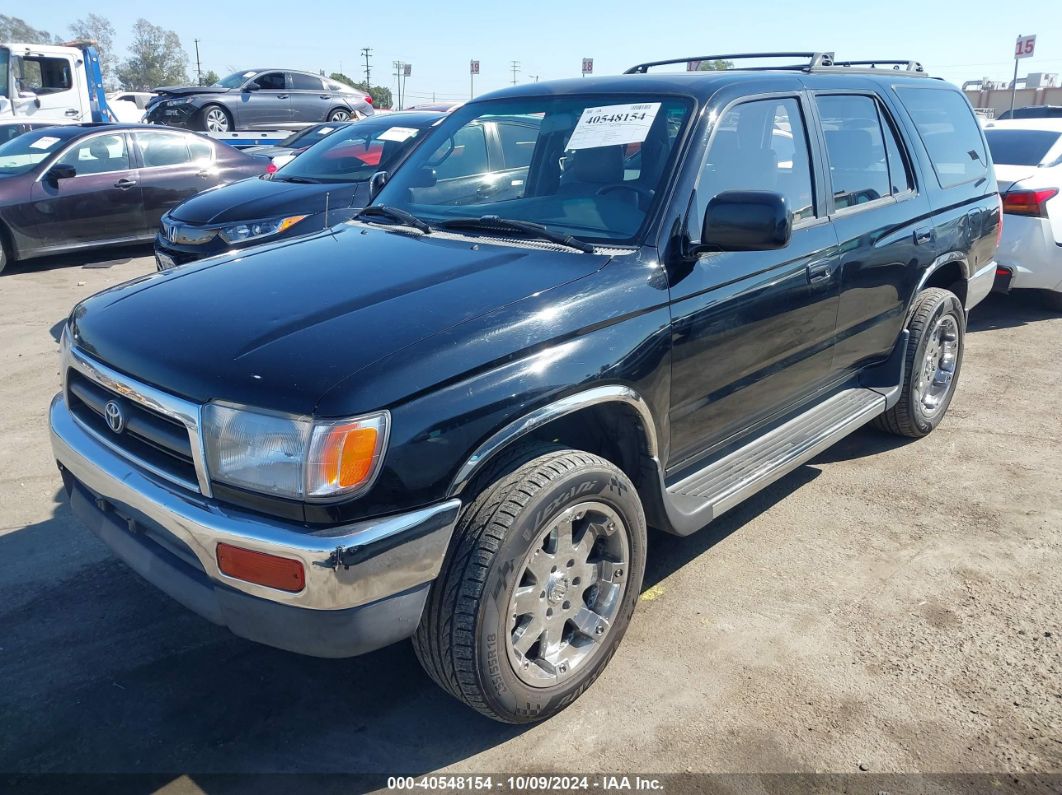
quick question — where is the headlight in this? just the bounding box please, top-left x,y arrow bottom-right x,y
202,403 -> 388,500
218,215 -> 307,244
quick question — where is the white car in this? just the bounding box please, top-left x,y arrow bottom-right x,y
983,119 -> 1062,309
106,91 -> 157,123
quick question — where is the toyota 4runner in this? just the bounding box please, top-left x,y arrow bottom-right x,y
50,52 -> 1000,724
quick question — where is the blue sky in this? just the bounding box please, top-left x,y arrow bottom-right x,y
23,0 -> 1062,100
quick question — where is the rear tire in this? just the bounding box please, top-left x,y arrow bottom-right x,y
874,287 -> 965,438
413,449 -> 646,723
1041,290 -> 1062,312
327,108 -> 352,122
198,104 -> 232,133
0,226 -> 11,275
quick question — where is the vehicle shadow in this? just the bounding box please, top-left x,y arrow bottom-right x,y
967,291 -> 1056,333
2,244 -> 154,276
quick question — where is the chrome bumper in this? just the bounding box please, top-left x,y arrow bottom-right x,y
50,392 -> 460,612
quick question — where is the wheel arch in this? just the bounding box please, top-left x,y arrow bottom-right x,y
446,386 -> 662,513
916,253 -> 970,310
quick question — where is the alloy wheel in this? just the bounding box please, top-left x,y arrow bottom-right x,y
505,500 -> 630,687
205,108 -> 230,133
914,313 -> 959,417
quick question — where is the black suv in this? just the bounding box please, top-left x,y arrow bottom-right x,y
50,53 -> 1000,724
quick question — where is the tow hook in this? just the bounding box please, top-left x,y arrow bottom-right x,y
314,543 -> 370,570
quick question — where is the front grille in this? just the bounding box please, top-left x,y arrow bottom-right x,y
161,219 -> 217,245
67,369 -> 199,491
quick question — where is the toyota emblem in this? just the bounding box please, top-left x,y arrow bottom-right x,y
104,400 -> 125,434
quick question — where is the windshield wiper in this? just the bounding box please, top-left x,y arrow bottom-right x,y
436,216 -> 594,253
355,204 -> 432,234
273,175 -> 321,184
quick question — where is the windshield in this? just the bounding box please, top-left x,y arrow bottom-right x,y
985,129 -> 1062,166
0,128 -> 67,176
0,48 -> 9,99
372,94 -> 693,244
216,71 -> 254,89
275,118 -> 432,184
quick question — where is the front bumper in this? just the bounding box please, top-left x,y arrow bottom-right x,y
50,393 -> 461,657
145,102 -> 197,128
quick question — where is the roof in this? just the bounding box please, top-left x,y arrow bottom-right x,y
474,69 -> 942,104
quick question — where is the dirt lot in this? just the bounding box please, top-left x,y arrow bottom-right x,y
0,249 -> 1059,787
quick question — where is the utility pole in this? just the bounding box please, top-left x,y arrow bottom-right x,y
529,74 -> 539,83
510,60 -> 520,85
361,47 -> 372,87
194,39 -> 203,86
393,61 -> 401,109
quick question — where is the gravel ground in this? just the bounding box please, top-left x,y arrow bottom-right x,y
0,249 -> 1059,788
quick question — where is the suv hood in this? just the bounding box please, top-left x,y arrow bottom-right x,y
170,177 -> 368,225
71,225 -> 609,415
152,85 -> 231,98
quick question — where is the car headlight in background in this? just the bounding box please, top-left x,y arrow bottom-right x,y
218,215 -> 307,244
202,403 -> 389,500
167,97 -> 193,106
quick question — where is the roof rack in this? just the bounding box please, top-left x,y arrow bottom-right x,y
624,52 -> 929,77
624,52 -> 835,74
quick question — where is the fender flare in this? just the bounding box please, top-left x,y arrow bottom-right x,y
446,385 -> 660,499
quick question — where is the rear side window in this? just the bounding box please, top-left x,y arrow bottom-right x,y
895,87 -> 988,189
135,131 -> 195,167
290,73 -> 324,91
495,121 -> 537,169
984,129 -> 1062,166
431,124 -> 489,180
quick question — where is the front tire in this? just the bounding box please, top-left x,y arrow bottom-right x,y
874,287 -> 965,438
198,104 -> 232,133
413,449 -> 647,723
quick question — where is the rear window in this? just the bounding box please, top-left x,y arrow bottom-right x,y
984,129 -> 1061,166
895,87 -> 988,188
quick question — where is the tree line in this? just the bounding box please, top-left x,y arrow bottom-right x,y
1,14 -> 392,103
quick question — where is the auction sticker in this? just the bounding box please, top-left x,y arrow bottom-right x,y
378,126 -> 419,142
30,136 -> 60,150
565,102 -> 660,150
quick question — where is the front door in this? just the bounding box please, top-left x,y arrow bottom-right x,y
12,53 -> 84,121
237,71 -> 291,129
29,132 -> 145,248
667,94 -> 841,469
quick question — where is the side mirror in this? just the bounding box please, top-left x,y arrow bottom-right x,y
696,190 -> 791,254
45,163 -> 77,183
243,82 -> 260,92
368,170 -> 389,200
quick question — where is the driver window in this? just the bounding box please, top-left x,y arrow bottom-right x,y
694,97 -> 816,237
252,72 -> 286,91
56,134 -> 130,175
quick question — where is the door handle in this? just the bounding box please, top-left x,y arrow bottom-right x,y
64,108 -> 79,117
914,227 -> 934,245
806,259 -> 834,284
277,95 -> 289,100
319,95 -> 332,99
113,178 -> 137,190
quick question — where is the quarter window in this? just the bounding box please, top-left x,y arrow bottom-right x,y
697,97 -> 817,229
895,87 -> 988,189
56,135 -> 130,175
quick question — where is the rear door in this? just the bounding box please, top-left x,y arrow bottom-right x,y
239,71 -> 291,129
416,123 -> 494,205
482,118 -> 539,202
288,73 -> 329,123
29,132 -> 145,246
812,91 -> 938,374
667,94 -> 842,467
133,130 -> 222,230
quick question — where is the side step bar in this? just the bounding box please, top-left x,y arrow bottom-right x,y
658,388 -> 886,535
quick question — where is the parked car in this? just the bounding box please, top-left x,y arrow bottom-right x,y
144,70 -> 373,133
995,105 -> 1062,121
0,123 -> 267,273
983,119 -> 1062,308
154,112 -> 444,268
241,121 -> 355,172
50,53 -> 999,723
0,118 -> 70,144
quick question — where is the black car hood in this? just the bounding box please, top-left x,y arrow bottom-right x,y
153,85 -> 232,97
71,225 -> 609,415
170,177 -> 365,225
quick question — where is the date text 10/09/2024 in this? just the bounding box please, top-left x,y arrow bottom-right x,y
387,776 -> 665,791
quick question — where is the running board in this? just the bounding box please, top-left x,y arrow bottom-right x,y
659,388 -> 886,535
